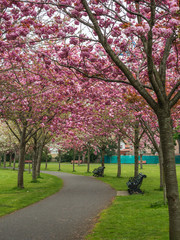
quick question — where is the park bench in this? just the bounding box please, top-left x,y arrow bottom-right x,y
71,160 -> 82,164
25,160 -> 32,164
126,173 -> 147,195
138,160 -> 146,164
25,160 -> 32,173
92,166 -> 105,177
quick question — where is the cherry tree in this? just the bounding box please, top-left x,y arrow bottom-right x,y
37,1 -> 179,237
0,50 -> 74,187
2,0 -> 180,237
0,121 -> 18,168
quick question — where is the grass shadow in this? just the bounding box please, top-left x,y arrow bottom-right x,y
150,200 -> 168,208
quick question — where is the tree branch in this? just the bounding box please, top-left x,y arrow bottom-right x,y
170,91 -> 180,108
81,0 -> 158,111
146,0 -> 166,105
56,62 -> 153,90
159,33 -> 176,84
168,81 -> 180,100
5,121 -> 20,142
113,0 -> 149,23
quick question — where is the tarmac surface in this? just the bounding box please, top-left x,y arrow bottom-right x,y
0,171 -> 116,240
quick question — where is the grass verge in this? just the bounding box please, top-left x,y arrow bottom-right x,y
0,168 -> 63,217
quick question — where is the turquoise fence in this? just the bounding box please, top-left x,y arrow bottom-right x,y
176,155 -> 180,163
104,155 -> 180,164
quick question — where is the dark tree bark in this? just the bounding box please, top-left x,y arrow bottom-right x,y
157,109 -> 180,239
32,134 -> 38,181
134,121 -> 140,177
36,142 -> 44,178
36,131 -> 52,177
101,145 -> 106,168
87,144 -> 90,173
18,126 -> 26,188
117,135 -> 121,178
178,138 -> 180,154
58,150 -> 61,171
140,153 -> 143,170
9,152 -> 13,166
13,150 -> 18,170
72,149 -> 76,172
13,153 -> 16,170
159,144 -> 164,190
140,119 -> 164,190
3,152 -> 6,168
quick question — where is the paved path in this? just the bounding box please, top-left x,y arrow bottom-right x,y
0,172 -> 116,240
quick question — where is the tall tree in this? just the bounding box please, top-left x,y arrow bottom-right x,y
42,1 -> 180,237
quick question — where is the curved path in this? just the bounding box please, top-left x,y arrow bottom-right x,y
0,172 -> 116,240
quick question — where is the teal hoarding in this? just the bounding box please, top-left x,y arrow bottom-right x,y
104,155 -> 180,164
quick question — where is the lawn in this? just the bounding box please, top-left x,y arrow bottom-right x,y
0,168 -> 63,217
4,162 -> 180,239
85,165 -> 170,240
38,162 -> 179,240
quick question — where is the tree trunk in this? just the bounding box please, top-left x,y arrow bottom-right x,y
141,119 -> 165,192
3,152 -> 6,168
73,149 -> 76,172
78,154 -> 81,166
13,154 -> 16,170
0,153 -> 2,167
157,110 -> 180,239
117,135 -> 121,178
32,136 -> 38,182
12,153 -> 15,170
87,145 -> 90,173
159,146 -> 167,204
13,150 -> 18,170
140,153 -> 143,169
82,153 -> 85,163
134,121 -> 139,177
158,144 -> 164,189
45,157 -> 47,169
178,138 -> 180,154
9,152 -> 13,166
58,150 -> 61,171
18,127 -> 26,188
36,142 -> 44,178
101,145 -> 106,168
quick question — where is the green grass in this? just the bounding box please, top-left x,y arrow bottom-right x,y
35,162 -> 178,240
7,162 -> 180,239
39,162 -> 101,175
85,164 -> 173,240
86,196 -> 168,240
0,168 -> 63,217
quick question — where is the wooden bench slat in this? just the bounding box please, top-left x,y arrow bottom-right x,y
25,160 -> 32,163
